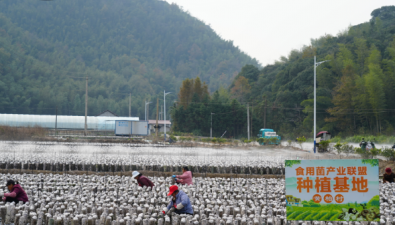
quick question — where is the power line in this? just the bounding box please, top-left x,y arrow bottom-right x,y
174,101 -> 395,111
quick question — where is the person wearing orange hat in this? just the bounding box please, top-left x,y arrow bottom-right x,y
383,168 -> 395,183
162,185 -> 193,215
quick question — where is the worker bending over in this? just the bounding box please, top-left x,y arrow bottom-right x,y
172,166 -> 193,185
162,185 -> 193,215
384,168 -> 395,183
132,171 -> 154,188
2,180 -> 28,204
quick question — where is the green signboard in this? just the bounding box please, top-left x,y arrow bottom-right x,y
285,159 -> 379,221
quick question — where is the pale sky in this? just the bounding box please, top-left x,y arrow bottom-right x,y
164,0 -> 394,66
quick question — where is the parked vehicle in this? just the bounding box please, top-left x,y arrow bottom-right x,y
257,128 -> 281,145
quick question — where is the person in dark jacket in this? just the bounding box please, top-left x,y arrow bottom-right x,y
2,180 -> 28,204
359,138 -> 367,151
132,171 -> 154,188
383,168 -> 395,183
162,185 -> 193,215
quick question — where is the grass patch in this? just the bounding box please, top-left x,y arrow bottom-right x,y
330,135 -> 395,144
0,125 -> 46,140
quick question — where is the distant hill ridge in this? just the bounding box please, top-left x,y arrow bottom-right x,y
0,0 -> 259,117
225,5 -> 395,137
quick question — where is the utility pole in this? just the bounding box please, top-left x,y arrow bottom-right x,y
313,56 -> 330,153
314,56 -> 317,153
251,103 -> 253,137
247,103 -> 250,140
164,91 -> 171,141
264,96 -> 267,128
55,107 -> 58,136
210,113 -> 215,138
85,77 -> 88,136
145,101 -> 152,121
129,93 -> 131,117
156,98 -> 159,137
147,102 -> 150,121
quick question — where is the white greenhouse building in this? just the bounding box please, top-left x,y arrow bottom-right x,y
0,114 -> 139,131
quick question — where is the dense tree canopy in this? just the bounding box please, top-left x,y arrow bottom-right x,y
172,6 -> 395,138
171,78 -> 250,138
0,0 -> 259,118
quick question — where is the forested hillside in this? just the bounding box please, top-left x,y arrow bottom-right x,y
172,6 -> 395,138
0,0 -> 258,117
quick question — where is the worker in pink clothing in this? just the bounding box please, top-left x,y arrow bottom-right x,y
172,166 -> 193,185
3,180 -> 28,204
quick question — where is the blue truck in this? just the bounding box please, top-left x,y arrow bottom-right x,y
257,128 -> 281,145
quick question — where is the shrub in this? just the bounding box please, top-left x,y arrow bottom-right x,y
370,148 -> 382,158
269,137 -> 279,144
354,147 -> 371,158
355,145 -> 382,159
341,144 -> 354,156
169,134 -> 177,142
203,138 -> 213,143
296,136 -> 306,149
334,141 -> 343,155
217,138 -> 226,144
319,140 -> 331,151
381,147 -> 395,161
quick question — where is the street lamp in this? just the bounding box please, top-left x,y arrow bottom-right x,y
145,101 -> 152,121
164,91 -> 171,141
210,113 -> 215,138
314,55 -> 330,153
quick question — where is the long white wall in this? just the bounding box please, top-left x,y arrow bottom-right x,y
0,114 -> 139,130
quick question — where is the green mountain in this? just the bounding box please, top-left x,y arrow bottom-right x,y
0,0 -> 259,117
171,6 -> 395,138
230,6 -> 395,137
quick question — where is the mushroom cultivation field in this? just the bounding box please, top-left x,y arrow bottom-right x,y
0,173 -> 284,225
0,142 -> 389,225
0,173 -> 390,225
0,142 -> 304,175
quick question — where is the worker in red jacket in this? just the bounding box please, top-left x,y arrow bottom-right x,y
132,171 -> 154,189
2,180 -> 29,204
